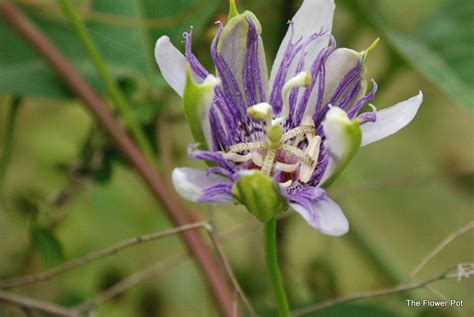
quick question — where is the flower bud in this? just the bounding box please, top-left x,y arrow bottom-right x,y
232,171 -> 287,222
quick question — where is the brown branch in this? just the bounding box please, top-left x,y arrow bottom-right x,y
292,264 -> 473,316
0,222 -> 208,289
0,289 -> 78,316
0,2 -> 236,316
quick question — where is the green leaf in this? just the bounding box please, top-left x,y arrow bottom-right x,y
0,0 -> 219,97
31,227 -> 64,267
383,32 -> 474,114
232,171 -> 287,223
417,0 -> 474,86
368,0 -> 474,113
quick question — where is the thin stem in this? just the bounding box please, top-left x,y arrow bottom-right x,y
206,225 -> 257,317
264,217 -> 290,317
0,96 -> 21,200
410,221 -> 474,279
57,0 -> 155,164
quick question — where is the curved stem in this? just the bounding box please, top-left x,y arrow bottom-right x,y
58,0 -> 155,165
264,217 -> 290,317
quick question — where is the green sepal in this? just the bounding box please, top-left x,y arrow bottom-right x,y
218,10 -> 262,54
182,65 -> 218,151
232,171 -> 288,223
321,109 -> 362,189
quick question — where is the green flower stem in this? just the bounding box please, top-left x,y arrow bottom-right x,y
58,0 -> 155,165
264,217 -> 290,317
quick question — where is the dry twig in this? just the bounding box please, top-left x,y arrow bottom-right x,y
410,221 -> 474,278
0,222 -> 208,289
0,290 -> 78,316
292,264 -> 474,316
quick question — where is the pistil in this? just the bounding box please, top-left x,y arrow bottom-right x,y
222,72 -> 322,182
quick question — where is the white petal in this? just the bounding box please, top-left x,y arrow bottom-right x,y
155,36 -> 187,96
361,91 -> 423,146
171,168 -> 229,202
290,196 -> 348,236
269,0 -> 335,87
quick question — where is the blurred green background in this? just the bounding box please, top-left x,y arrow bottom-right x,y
0,0 -> 473,316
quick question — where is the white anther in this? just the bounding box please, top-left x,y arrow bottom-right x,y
299,135 -> 322,183
221,152 -> 253,162
280,71 -> 312,121
279,180 -> 293,189
251,151 -> 264,167
275,162 -> 299,173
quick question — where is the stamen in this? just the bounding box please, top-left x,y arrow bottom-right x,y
261,148 -> 277,176
281,144 -> 314,166
228,142 -> 266,153
299,135 -> 321,183
281,125 -> 315,142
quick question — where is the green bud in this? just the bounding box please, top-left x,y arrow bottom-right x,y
232,171 -> 288,223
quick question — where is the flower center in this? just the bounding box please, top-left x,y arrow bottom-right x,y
221,72 -> 322,187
